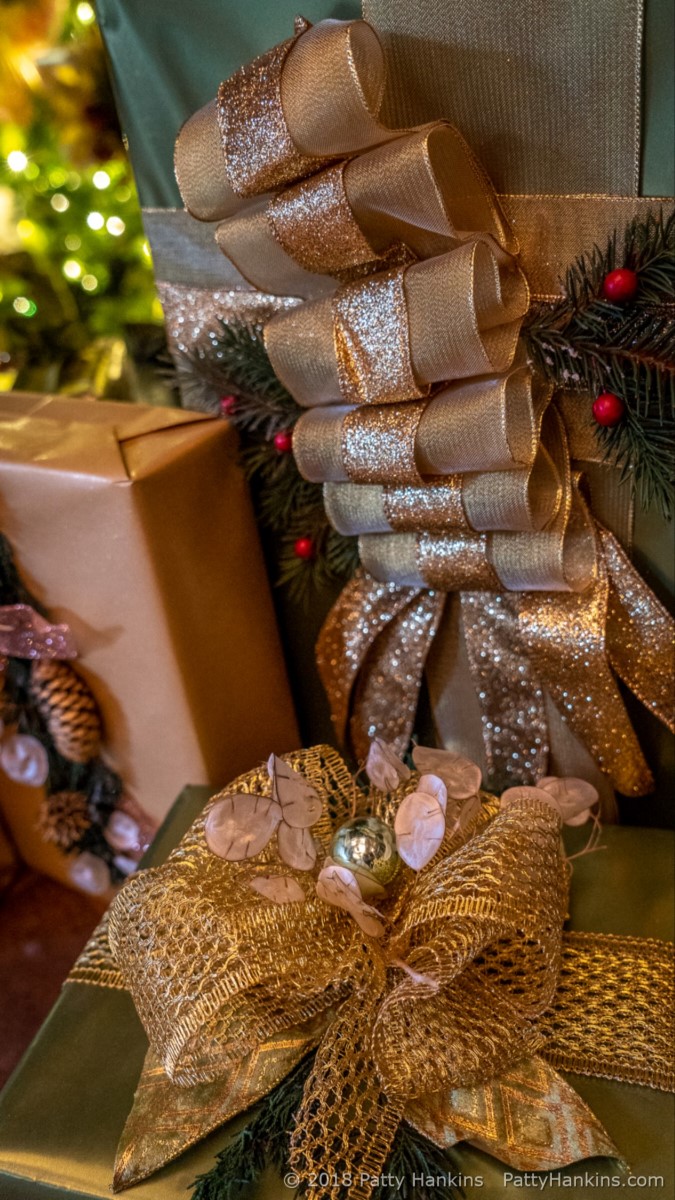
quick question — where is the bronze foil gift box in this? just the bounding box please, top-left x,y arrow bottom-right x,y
0,394 -> 299,887
0,758 -> 672,1199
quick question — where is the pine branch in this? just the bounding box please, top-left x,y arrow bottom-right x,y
176,322 -> 360,594
523,207 -> 675,518
191,1050 -> 464,1200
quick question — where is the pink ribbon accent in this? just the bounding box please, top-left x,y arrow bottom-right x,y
0,604 -> 78,660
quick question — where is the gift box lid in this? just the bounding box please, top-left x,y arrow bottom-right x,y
0,395 -> 300,829
0,786 -> 672,1199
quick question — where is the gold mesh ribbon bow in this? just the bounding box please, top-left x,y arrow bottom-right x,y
97,748 -> 674,1197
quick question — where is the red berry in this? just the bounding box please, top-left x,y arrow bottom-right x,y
219,394 -> 237,416
602,268 -> 638,304
592,392 -> 625,427
293,537 -> 315,560
273,430 -> 294,453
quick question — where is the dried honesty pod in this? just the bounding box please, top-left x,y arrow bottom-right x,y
1,732 -> 50,787
537,776 -> 600,826
206,746 -> 490,939
412,744 -> 482,800
500,777 -> 599,826
394,773 -> 447,871
205,754 -> 322,868
249,875 -> 306,904
316,861 -> 385,937
365,737 -> 411,792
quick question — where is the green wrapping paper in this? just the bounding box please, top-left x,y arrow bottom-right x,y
96,0 -> 674,816
0,786 -> 673,1198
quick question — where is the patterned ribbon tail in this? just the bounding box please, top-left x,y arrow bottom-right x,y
0,604 -> 78,660
316,568 -> 446,759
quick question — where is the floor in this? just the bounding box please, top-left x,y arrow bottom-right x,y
0,867 -> 100,1088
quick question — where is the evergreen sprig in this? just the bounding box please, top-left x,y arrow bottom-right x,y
0,532 -> 125,879
179,322 -> 358,601
191,1050 -> 464,1200
523,208 -> 675,518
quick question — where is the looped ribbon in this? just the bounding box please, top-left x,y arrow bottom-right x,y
174,16 -> 675,799
105,749 -> 674,1197
0,604 -> 77,660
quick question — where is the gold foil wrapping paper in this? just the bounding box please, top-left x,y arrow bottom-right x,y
0,395 -> 299,876
87,749 -> 673,1196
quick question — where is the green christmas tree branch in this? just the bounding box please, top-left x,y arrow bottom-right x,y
523,208 -> 675,518
179,323 -> 359,601
191,1051 -> 464,1200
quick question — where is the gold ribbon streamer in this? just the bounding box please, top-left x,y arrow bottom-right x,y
99,749 -> 674,1196
319,526 -> 674,795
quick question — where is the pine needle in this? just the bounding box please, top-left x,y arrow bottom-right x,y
190,1050 -> 465,1200
176,322 -> 359,595
523,207 -> 675,518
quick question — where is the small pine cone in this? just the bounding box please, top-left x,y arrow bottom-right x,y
30,659 -> 101,763
38,790 -> 91,851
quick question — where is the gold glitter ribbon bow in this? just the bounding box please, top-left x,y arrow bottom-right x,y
95,748 -> 674,1197
317,524 -> 675,798
173,18 -> 674,799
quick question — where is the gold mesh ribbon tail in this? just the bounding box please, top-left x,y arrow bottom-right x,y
541,932 -> 675,1092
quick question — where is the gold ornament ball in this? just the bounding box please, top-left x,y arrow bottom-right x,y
330,816 -> 400,888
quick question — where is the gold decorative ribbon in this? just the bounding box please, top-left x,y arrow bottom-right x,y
175,17 -> 402,222
91,748 -> 674,1196
217,124 -> 516,299
264,244 -> 528,407
172,15 -> 674,796
324,446 -> 560,534
318,525 -> 675,796
293,367 -> 551,481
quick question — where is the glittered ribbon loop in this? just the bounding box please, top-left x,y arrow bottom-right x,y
324,446 -> 560,536
265,246 -> 528,408
342,402 -> 427,484
175,18 -> 402,222
334,267 -> 428,406
293,367 -> 550,484
215,123 -> 516,299
0,604 -> 78,660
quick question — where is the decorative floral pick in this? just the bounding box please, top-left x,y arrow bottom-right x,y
205,742 -> 600,940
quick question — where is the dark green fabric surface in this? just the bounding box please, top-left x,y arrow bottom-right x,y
97,0 -> 674,205
95,0 -> 675,804
0,786 -> 673,1199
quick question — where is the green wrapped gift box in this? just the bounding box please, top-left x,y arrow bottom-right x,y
94,0 -> 674,820
0,785 -> 672,1199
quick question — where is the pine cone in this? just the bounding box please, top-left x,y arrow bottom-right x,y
38,790 -> 91,851
30,659 -> 102,763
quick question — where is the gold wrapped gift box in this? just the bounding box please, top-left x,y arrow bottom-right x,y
0,785 -> 672,1199
0,395 -> 299,888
